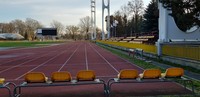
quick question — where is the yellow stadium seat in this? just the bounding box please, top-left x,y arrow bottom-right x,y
51,71 -> 72,82
118,69 -> 138,79
0,78 -> 5,84
139,69 -> 161,79
25,72 -> 48,83
76,70 -> 96,81
161,67 -> 184,78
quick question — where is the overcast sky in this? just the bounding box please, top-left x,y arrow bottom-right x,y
0,0 -> 151,28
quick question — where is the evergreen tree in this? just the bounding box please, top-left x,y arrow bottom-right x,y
160,0 -> 200,32
142,0 -> 159,32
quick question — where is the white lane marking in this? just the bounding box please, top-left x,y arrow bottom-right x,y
0,55 -> 30,66
95,43 -> 144,70
14,44 -> 76,80
85,44 -> 89,70
58,44 -> 81,71
0,53 -> 49,74
89,43 -> 119,73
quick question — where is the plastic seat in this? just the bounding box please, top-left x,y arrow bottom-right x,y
161,67 -> 184,78
51,71 -> 71,82
76,70 -> 96,81
161,67 -> 194,93
139,69 -> 161,79
75,70 -> 107,96
118,69 -> 138,79
25,72 -> 48,83
0,78 -> 5,84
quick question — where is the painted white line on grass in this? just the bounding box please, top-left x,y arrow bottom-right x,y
58,44 -> 81,71
89,43 -> 119,73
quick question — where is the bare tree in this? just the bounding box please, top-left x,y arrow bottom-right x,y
120,4 -> 130,36
0,23 -> 3,33
66,25 -> 79,40
25,18 -> 43,40
11,19 -> 26,36
96,27 -> 102,40
128,0 -> 144,33
50,20 -> 64,36
1,23 -> 15,33
79,16 -> 91,40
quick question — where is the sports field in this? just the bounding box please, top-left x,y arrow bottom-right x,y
0,41 -> 192,97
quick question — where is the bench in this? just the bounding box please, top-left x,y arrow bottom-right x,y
14,70 -> 107,97
107,68 -> 194,97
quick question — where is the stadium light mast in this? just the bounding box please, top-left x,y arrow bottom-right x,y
102,0 -> 110,40
91,0 -> 96,40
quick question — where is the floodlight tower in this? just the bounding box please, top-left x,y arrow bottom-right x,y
91,0 -> 96,40
102,0 -> 110,40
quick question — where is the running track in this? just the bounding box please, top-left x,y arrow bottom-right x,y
0,41 -> 192,97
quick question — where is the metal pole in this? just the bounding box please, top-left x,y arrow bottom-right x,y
94,0 -> 96,39
107,0 -> 110,39
102,0 -> 110,40
102,0 -> 105,40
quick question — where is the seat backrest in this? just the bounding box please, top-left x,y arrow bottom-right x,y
0,78 -> 5,84
141,69 -> 161,79
76,70 -> 95,81
25,72 -> 47,83
118,69 -> 138,79
164,68 -> 184,78
51,71 -> 71,82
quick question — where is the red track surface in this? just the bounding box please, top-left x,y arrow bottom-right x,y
0,41 -> 192,97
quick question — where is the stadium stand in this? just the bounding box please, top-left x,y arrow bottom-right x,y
108,31 -> 158,44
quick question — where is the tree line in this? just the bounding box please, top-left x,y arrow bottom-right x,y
109,0 -> 158,37
0,16 -> 101,40
109,0 -> 199,37
160,0 -> 200,32
1,0 -> 198,40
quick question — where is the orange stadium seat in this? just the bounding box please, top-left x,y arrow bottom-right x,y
161,67 -> 194,94
139,69 -> 161,79
76,70 -> 96,81
118,69 -> 138,79
25,72 -> 48,83
51,71 -> 72,82
161,67 -> 184,78
0,78 -> 5,84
